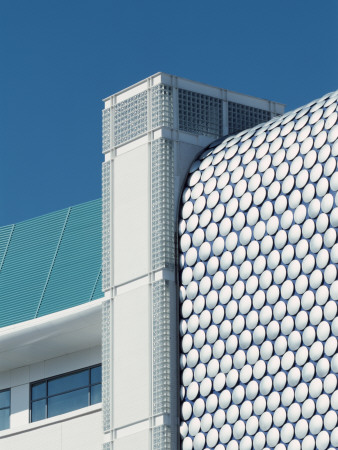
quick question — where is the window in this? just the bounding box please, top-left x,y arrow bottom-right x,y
0,389 -> 10,431
30,365 -> 101,422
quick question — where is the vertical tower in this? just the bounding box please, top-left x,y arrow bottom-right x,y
101,73 -> 284,450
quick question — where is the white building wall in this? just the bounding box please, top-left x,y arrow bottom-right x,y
113,144 -> 150,285
114,429 -> 150,450
101,73 -> 285,450
113,285 -> 151,428
0,408 -> 102,450
0,345 -> 102,449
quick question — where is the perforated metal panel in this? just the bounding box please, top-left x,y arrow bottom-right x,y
113,91 -> 148,146
153,425 -> 171,450
228,101 -> 271,135
179,90 -> 338,450
151,138 -> 175,271
102,108 -> 111,153
102,161 -> 111,292
102,299 -> 112,433
152,280 -> 171,416
179,89 -> 222,138
151,84 -> 173,129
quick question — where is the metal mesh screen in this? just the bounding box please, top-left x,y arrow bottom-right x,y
178,88 -> 222,137
151,84 -> 173,129
102,108 -> 111,154
153,425 -> 171,450
228,101 -> 271,135
102,161 -> 111,292
102,299 -> 111,432
151,139 -> 175,271
113,91 -> 148,146
152,280 -> 171,416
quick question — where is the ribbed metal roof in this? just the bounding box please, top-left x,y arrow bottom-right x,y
0,199 -> 103,328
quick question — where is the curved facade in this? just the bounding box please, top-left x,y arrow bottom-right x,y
179,90 -> 338,450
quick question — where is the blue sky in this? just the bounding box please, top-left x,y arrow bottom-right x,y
1,0 -> 337,225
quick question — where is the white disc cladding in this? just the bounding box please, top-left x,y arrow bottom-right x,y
179,90 -> 338,450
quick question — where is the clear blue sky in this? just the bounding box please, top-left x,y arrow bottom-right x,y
1,0 -> 337,226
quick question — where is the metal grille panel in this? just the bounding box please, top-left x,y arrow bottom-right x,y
178,89 -> 222,137
102,299 -> 111,433
102,108 -> 111,153
151,139 -> 175,271
152,280 -> 171,416
228,101 -> 271,135
113,91 -> 148,146
151,84 -> 173,129
153,425 -> 171,450
102,161 -> 111,292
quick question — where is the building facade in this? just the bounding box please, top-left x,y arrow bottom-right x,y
3,74 -> 337,450
100,73 -> 283,450
179,90 -> 338,450
0,200 -> 103,449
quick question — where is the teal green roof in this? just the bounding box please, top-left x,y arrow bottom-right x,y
0,199 -> 103,328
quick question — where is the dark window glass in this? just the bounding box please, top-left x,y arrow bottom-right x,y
31,399 -> 46,422
91,366 -> 101,385
90,384 -> 102,405
31,365 -> 101,422
48,370 -> 89,396
0,408 -> 10,431
0,389 -> 10,432
31,382 -> 46,401
48,388 -> 88,418
0,390 -> 10,409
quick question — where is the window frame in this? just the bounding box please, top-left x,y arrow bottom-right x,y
30,364 -> 101,423
0,388 -> 11,431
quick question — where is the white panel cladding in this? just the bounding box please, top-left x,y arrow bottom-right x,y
113,144 -> 150,285
0,346 -> 101,389
10,384 -> 29,428
113,285 -> 150,429
0,410 -> 102,450
0,420 -> 62,450
102,161 -> 111,292
61,411 -> 102,450
113,429 -> 150,450
151,138 -> 175,271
